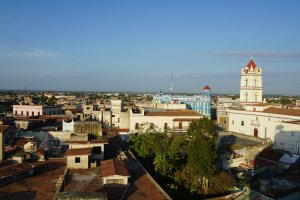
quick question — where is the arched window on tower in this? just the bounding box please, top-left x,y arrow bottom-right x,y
255,93 -> 259,102
245,78 -> 248,86
254,79 -> 257,87
245,92 -> 248,102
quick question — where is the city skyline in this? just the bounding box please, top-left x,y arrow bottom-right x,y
1,1 -> 300,95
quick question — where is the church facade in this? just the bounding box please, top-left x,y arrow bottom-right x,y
152,85 -> 212,118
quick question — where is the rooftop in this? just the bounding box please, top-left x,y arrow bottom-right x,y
144,109 -> 201,116
173,118 -> 201,121
0,162 -> 33,178
0,160 -> 66,200
65,148 -> 92,156
261,107 -> 300,117
100,158 -> 130,177
0,125 -> 9,133
65,139 -> 108,144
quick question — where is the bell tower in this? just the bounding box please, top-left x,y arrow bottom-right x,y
240,57 -> 263,103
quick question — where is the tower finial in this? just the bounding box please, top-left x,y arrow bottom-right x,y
250,55 -> 253,60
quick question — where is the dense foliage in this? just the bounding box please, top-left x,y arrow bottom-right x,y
129,118 -> 235,199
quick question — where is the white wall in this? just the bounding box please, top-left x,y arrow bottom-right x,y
63,120 -> 74,132
67,155 -> 89,169
129,110 -> 201,132
228,110 -> 300,154
68,143 -> 105,160
102,175 -> 129,185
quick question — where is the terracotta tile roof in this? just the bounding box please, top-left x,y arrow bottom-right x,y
0,125 -> 9,133
103,128 -> 130,133
245,103 -> 271,107
16,137 -> 37,148
256,147 -> 285,163
172,118 -> 201,121
261,107 -> 300,117
0,162 -> 33,177
65,148 -> 92,156
100,158 -> 130,177
144,110 -> 201,117
65,139 -> 108,144
36,148 -> 45,155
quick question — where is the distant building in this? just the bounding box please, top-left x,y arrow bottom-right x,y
129,107 -> 202,133
0,125 -> 12,161
13,105 -> 62,117
152,85 -> 212,118
73,121 -> 102,136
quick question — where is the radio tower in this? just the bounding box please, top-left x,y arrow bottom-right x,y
170,72 -> 173,94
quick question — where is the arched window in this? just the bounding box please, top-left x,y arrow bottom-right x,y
245,92 -> 248,101
255,93 -> 258,102
245,78 -> 248,86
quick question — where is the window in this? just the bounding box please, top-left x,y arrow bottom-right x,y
38,112 -> 40,116
26,111 -> 29,116
93,147 -> 102,154
106,179 -> 123,184
118,118 -> 120,122
179,122 -> 182,129
164,123 -> 168,130
15,111 -> 17,115
21,111 -> 23,115
241,121 -> 244,126
32,112 -> 34,116
256,116 -> 258,120
232,120 -> 234,125
150,123 -> 154,129
135,123 -> 139,130
75,157 -> 80,163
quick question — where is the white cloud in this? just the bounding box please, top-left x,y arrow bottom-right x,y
204,51 -> 300,59
0,48 -> 61,60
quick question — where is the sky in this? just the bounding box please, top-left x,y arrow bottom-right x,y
0,0 -> 300,95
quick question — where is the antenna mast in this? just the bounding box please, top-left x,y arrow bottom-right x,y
170,72 -> 173,94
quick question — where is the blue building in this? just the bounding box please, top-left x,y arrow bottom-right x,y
153,85 -> 212,118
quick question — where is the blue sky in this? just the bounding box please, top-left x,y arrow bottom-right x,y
0,0 -> 300,95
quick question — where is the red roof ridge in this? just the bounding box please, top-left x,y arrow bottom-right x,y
203,85 -> 211,90
247,56 -> 257,69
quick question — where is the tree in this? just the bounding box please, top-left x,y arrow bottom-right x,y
153,152 -> 172,176
187,118 -> 219,194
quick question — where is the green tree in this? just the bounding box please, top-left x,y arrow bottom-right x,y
187,118 -> 219,194
153,152 -> 172,176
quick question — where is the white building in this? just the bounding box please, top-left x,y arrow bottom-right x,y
100,158 -> 130,185
65,139 -> 107,160
240,57 -> 263,103
227,105 -> 300,154
65,148 -> 92,169
129,107 -> 202,132
226,57 -> 300,154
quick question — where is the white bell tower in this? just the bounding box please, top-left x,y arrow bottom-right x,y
240,57 -> 263,103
